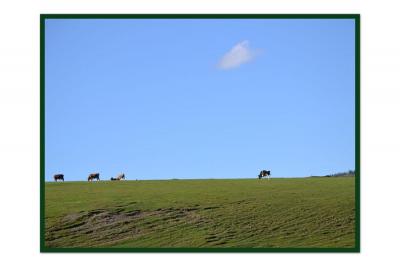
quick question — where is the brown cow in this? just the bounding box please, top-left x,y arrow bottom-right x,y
88,173 -> 100,181
54,174 -> 64,182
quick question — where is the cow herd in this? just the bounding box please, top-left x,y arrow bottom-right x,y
52,170 -> 271,182
53,173 -> 125,182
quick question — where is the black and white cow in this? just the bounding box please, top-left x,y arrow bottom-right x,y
53,174 -> 64,182
88,173 -> 100,181
258,170 -> 271,180
111,173 -> 125,181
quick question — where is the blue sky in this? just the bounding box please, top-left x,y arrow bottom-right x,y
45,19 -> 355,181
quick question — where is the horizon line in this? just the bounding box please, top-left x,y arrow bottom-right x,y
45,175 -> 356,182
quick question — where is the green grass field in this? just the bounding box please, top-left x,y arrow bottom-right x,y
44,177 -> 355,248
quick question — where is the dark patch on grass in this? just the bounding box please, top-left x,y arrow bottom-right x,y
203,206 -> 219,210
45,206 -> 207,247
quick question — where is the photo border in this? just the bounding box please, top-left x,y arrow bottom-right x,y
40,14 -> 360,252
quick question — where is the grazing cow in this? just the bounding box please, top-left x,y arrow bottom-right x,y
53,174 -> 64,182
88,173 -> 100,181
116,173 -> 125,180
110,173 -> 125,181
258,170 -> 271,180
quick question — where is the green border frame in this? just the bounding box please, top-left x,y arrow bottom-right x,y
40,14 -> 360,253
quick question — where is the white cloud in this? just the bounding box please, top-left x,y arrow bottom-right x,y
218,40 -> 258,70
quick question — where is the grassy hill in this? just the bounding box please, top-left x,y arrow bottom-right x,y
44,177 -> 355,248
